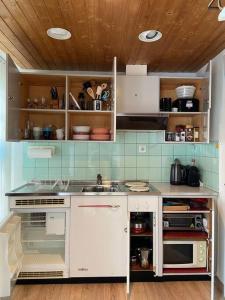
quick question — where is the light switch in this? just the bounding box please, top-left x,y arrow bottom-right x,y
138,144 -> 147,153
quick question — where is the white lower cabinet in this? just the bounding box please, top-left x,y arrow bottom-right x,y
70,196 -> 127,277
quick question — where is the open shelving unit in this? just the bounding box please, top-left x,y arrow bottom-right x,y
129,212 -> 154,277
6,55 -> 116,142
162,197 -> 214,277
160,73 -> 211,143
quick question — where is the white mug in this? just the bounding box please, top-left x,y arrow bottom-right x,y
56,128 -> 64,140
33,127 -> 42,140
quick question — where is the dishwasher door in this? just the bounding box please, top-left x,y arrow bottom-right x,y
70,196 -> 127,277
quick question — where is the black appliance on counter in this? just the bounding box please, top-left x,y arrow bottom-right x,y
170,159 -> 187,185
163,213 -> 204,231
170,159 -> 200,187
172,98 -> 199,112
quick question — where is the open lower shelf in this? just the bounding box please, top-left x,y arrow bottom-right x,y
163,231 -> 208,240
163,267 -> 209,275
22,254 -> 65,267
130,230 -> 153,237
131,263 -> 153,272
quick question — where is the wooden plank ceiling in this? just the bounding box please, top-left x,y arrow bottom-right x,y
0,0 -> 225,72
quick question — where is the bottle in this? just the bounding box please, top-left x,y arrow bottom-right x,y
24,120 -> 31,139
78,92 -> 86,110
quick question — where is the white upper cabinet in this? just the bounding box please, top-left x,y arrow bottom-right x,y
116,75 -> 160,114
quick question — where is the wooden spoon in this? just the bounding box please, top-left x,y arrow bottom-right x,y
87,87 -> 95,99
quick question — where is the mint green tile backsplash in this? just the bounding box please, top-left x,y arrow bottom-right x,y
22,131 -> 219,191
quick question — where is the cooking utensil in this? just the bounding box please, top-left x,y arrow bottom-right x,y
96,86 -> 102,99
101,83 -> 107,90
69,92 -> 81,110
87,87 -> 95,99
101,90 -> 110,101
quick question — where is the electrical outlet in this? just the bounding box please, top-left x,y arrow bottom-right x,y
138,144 -> 147,153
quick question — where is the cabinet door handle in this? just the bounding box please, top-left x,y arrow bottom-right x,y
153,214 -> 156,227
78,205 -> 120,208
8,96 -> 14,101
124,227 -> 127,233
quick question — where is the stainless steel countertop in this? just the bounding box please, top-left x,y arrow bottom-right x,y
5,180 -> 217,197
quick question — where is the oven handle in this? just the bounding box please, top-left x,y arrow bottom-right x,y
78,205 -> 120,209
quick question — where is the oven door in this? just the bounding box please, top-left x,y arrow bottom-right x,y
163,241 -> 196,268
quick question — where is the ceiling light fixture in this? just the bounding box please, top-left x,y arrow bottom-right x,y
208,0 -> 225,21
138,30 -> 162,42
47,28 -> 71,40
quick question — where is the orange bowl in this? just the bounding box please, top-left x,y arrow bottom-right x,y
91,128 -> 109,135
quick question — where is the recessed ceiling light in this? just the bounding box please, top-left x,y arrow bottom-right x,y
138,30 -> 162,42
47,28 -> 71,40
218,7 -> 225,21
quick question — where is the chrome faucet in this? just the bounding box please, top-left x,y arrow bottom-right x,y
96,174 -> 102,185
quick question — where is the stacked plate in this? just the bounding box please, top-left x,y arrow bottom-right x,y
72,126 -> 90,140
90,128 -> 110,141
125,181 -> 149,192
176,85 -> 196,99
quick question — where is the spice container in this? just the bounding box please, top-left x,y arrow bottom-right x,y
185,125 -> 194,142
194,127 -> 200,142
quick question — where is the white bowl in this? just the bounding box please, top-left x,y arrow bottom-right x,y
176,85 -> 196,99
73,134 -> 90,140
72,126 -> 90,133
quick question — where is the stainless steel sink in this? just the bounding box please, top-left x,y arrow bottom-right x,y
82,185 -> 119,193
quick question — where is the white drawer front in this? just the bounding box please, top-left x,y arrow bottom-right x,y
128,196 -> 159,212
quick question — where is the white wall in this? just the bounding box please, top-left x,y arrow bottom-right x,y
210,50 -> 225,287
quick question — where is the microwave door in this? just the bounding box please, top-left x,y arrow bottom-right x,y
163,241 -> 194,268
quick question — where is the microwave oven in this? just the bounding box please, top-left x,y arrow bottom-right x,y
163,240 -> 207,268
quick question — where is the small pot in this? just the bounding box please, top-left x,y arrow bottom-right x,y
131,220 -> 146,234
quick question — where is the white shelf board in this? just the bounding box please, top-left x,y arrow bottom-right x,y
163,210 -> 211,214
67,110 -> 113,114
22,254 -> 65,268
164,141 -> 208,144
160,112 -> 208,116
20,108 -> 66,114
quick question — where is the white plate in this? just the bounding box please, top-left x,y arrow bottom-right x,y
129,186 -> 149,192
125,181 -> 147,187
